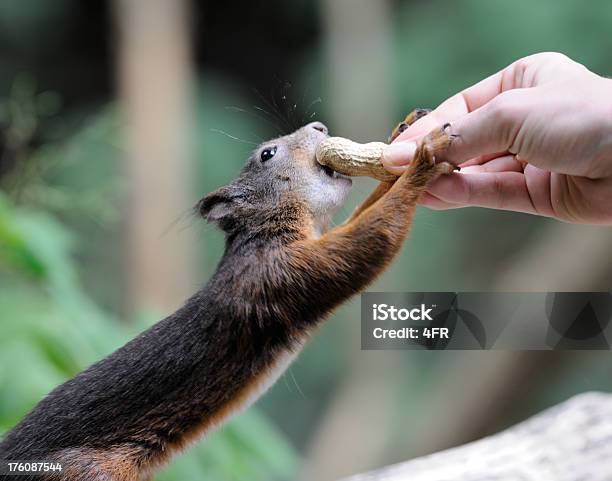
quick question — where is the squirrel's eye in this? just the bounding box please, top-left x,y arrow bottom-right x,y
260,146 -> 277,162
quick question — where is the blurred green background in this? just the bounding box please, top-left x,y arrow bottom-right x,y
1,1 -> 612,480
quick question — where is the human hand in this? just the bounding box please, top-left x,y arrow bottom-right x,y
382,52 -> 612,224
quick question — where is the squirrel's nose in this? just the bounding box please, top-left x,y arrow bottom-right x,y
308,121 -> 328,135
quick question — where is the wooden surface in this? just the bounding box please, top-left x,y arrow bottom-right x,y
343,392 -> 612,481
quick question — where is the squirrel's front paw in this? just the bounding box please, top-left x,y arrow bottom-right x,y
388,108 -> 431,143
408,123 -> 459,182
435,161 -> 457,176
421,123 -> 459,173
389,109 -> 458,178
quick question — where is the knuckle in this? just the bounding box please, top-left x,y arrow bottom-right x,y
462,176 -> 476,205
487,92 -> 526,129
513,58 -> 531,72
543,51 -> 571,63
529,51 -> 570,64
492,174 -> 506,209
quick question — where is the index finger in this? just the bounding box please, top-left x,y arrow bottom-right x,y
393,66 -> 512,142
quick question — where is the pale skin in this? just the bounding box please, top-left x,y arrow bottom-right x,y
382,52 -> 612,224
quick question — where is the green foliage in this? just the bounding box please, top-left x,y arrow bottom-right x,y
0,194 -> 45,278
0,190 -> 125,431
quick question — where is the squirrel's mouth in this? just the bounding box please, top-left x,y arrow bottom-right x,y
312,131 -> 351,186
317,162 -> 351,182
321,164 -> 335,177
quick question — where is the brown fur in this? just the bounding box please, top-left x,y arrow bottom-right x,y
142,347 -> 300,473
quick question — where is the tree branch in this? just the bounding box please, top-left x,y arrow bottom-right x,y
342,392 -> 612,481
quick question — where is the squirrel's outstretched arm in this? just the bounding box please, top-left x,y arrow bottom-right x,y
287,127 -> 455,320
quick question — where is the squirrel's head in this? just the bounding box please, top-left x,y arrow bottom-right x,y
198,122 -> 352,240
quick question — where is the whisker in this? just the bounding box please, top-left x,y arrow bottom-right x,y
210,128 -> 258,145
224,105 -> 248,113
305,97 -> 322,116
252,105 -> 285,134
226,104 -> 284,135
279,80 -> 301,131
270,93 -> 292,132
254,88 -> 292,134
297,84 -> 309,126
159,208 -> 198,239
272,80 -> 299,132
288,369 -> 305,398
248,131 -> 265,143
282,373 -> 294,394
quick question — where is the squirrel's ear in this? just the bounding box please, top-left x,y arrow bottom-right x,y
196,185 -> 237,223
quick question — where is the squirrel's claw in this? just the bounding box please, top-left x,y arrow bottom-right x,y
388,108 -> 432,143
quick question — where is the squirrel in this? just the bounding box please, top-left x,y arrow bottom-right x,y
0,112 -> 455,481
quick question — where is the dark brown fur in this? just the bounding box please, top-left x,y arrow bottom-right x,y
0,115 -> 454,481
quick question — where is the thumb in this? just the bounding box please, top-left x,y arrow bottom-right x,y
441,90 -> 529,166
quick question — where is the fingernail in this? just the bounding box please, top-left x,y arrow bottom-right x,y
382,141 -> 417,168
